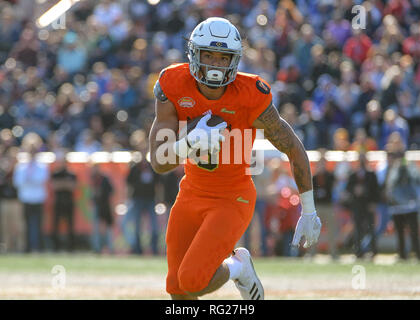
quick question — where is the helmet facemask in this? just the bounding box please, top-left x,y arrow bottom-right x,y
188,43 -> 241,87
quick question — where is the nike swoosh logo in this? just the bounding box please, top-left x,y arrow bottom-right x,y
221,108 -> 235,114
236,197 -> 249,204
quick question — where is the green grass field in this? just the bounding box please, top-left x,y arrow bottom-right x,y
0,253 -> 419,299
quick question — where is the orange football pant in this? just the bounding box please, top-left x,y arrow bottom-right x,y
165,180 -> 256,295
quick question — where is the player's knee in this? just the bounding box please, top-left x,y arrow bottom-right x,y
177,268 -> 206,294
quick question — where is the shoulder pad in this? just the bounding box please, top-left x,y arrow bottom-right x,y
153,80 -> 168,102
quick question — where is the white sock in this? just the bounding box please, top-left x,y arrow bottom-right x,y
224,256 -> 242,280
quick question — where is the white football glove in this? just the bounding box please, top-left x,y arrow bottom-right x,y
292,211 -> 322,248
174,114 -> 226,158
188,113 -> 227,152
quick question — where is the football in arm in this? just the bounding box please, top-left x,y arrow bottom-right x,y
178,113 -> 226,139
187,114 -> 226,134
178,113 -> 226,157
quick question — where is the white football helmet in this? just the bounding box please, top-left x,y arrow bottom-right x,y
187,17 -> 242,87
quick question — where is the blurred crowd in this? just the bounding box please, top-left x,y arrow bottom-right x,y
0,0 -> 420,259
0,0 -> 420,153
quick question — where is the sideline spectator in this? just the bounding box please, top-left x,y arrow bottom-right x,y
0,146 -> 23,253
344,152 -> 380,259
123,131 -> 160,255
90,163 -> 114,254
311,149 -> 338,259
13,133 -> 49,253
385,132 -> 420,260
51,151 -> 77,252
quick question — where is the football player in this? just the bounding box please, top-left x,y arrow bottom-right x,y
149,17 -> 321,300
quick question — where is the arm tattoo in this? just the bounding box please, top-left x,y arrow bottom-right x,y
256,103 -> 294,154
255,103 -> 313,192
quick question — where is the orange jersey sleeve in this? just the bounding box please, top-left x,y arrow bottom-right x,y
156,63 -> 190,105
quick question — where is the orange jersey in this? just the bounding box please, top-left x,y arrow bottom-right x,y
158,63 -> 272,192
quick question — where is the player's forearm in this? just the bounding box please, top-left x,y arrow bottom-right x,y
149,116 -> 182,174
283,135 -> 318,215
288,140 -> 313,194
253,103 -> 313,193
270,133 -> 313,193
149,140 -> 181,174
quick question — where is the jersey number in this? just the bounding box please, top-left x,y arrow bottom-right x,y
196,151 -> 219,172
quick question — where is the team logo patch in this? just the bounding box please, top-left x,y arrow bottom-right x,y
209,41 -> 227,48
256,80 -> 270,94
178,97 -> 195,108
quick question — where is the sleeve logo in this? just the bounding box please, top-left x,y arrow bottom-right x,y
256,80 -> 270,94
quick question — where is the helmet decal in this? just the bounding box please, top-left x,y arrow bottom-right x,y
209,41 -> 227,48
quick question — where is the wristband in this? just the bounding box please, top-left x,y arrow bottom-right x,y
300,190 -> 316,215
